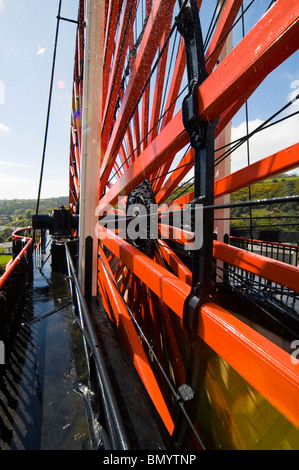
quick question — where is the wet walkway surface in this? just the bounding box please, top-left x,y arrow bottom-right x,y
0,251 -> 91,450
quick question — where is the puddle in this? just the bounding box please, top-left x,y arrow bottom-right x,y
0,252 -> 91,450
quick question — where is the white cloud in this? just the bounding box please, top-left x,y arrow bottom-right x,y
0,160 -> 27,168
0,172 -> 68,200
0,123 -> 10,134
39,178 -> 69,199
231,88 -> 299,174
0,172 -> 37,199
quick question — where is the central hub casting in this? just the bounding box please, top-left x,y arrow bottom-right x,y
126,179 -> 156,258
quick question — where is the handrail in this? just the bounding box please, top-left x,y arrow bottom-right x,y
230,236 -> 299,252
0,227 -> 33,291
213,240 -> 299,292
64,242 -> 130,451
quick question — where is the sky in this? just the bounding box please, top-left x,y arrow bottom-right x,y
0,0 -> 298,200
0,0 -> 79,200
229,0 -> 299,174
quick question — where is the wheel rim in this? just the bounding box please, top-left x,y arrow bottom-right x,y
70,0 -> 299,447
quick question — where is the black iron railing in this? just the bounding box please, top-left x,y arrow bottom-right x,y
0,228 -> 33,370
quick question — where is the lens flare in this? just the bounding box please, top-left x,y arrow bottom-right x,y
37,45 -> 46,55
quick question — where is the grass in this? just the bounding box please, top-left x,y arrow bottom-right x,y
0,254 -> 12,275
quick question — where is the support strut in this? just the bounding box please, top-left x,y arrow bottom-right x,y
178,0 -> 218,338
174,0 -> 218,448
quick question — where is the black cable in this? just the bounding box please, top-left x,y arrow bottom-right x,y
33,0 -> 62,244
103,0 -> 117,69
203,0 -> 225,51
102,0 -> 189,186
98,250 -> 205,449
214,109 -> 299,154
215,93 -> 299,167
204,0 -> 256,65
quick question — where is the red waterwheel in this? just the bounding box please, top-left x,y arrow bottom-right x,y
70,0 -> 299,449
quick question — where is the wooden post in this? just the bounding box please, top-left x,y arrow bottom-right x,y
78,0 -> 104,297
214,0 -> 232,244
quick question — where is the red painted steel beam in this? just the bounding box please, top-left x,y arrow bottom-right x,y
158,222 -> 299,291
155,148 -> 194,204
213,240 -> 299,292
97,243 -> 175,434
100,0 -> 177,194
198,0 -> 299,121
166,141 -> 299,206
98,226 -> 299,428
99,1 -> 299,208
214,142 -> 299,198
102,0 -> 121,103
101,0 -> 138,151
0,236 -> 33,290
230,236 -> 299,253
98,110 -> 189,211
205,0 -> 243,74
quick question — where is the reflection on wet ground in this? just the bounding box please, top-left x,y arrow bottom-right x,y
0,251 -> 91,450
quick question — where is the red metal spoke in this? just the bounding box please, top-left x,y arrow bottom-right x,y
103,0 -> 122,102
99,110 -> 188,211
69,0 -> 299,446
98,226 -> 299,429
198,0 -> 299,122
161,141 -> 299,207
103,0 -> 299,205
97,243 -> 175,433
101,0 -> 139,152
214,142 -> 299,199
100,0 -> 177,194
155,147 -> 194,204
156,239 -> 192,286
205,0 -> 243,74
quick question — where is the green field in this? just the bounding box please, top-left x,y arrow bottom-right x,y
230,175 -> 299,231
0,254 -> 12,276
168,174 -> 298,232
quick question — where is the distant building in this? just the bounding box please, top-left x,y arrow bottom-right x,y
0,242 -> 13,255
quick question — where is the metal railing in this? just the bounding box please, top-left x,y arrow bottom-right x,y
0,227 -> 33,370
217,235 -> 299,334
64,241 -> 130,451
230,236 -> 299,267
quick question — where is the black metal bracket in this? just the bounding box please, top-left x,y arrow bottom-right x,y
32,205 -> 79,238
57,15 -> 86,27
178,0 -> 218,338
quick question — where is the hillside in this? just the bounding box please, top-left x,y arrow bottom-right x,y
230,175 -> 299,232
0,174 -> 298,243
0,196 -> 69,242
168,174 -> 299,232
